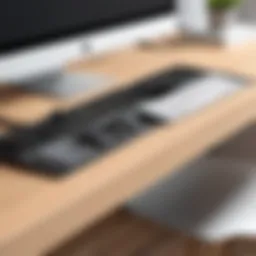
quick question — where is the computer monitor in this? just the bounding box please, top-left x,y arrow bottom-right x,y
0,0 -> 174,96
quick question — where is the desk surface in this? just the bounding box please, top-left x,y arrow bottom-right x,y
1,41 -> 256,256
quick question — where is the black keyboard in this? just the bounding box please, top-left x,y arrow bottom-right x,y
0,66 -> 244,177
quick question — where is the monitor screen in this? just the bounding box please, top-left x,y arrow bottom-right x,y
0,0 -> 173,54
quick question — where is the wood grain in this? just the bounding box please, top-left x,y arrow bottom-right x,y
1,40 -> 256,256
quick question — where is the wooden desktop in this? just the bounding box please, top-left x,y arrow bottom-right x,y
1,41 -> 256,256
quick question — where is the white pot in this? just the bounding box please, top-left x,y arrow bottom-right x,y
210,10 -> 238,40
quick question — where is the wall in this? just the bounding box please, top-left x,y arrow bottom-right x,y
239,0 -> 256,22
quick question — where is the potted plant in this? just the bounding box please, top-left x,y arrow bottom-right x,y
209,0 -> 242,37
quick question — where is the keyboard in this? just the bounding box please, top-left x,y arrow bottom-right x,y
0,66 -> 245,177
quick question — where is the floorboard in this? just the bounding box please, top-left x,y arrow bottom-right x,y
48,210 -> 256,256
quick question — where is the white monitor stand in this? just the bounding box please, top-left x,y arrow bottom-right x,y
0,38 -> 111,98
19,70 -> 109,98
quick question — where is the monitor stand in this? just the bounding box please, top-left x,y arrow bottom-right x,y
17,70 -> 112,98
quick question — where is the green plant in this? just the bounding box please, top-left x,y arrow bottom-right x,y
209,0 -> 241,11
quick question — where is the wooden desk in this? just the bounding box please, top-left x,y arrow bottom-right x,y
1,42 -> 256,256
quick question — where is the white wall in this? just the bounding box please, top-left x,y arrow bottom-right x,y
239,0 -> 256,22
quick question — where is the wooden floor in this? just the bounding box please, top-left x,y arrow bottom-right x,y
48,210 -> 256,256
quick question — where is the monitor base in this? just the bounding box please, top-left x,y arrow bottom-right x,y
17,70 -> 112,98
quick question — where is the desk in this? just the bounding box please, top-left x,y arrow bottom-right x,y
1,42 -> 256,256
